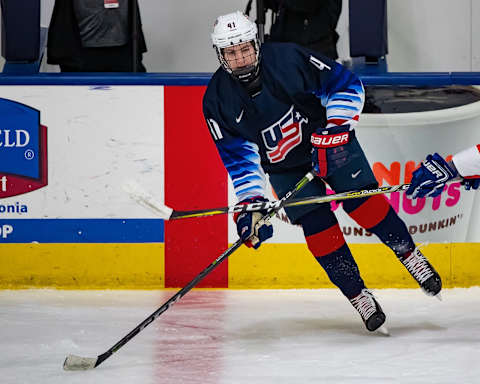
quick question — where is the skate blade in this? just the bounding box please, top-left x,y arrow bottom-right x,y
435,292 -> 443,301
376,325 -> 390,336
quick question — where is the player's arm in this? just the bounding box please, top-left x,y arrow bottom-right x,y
205,117 -> 267,201
301,50 -> 365,177
309,57 -> 365,128
203,109 -> 272,248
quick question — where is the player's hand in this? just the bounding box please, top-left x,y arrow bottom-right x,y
233,197 -> 273,249
406,153 -> 457,199
311,125 -> 355,178
462,177 -> 480,190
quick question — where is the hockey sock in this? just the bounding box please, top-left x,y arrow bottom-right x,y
314,243 -> 366,298
343,194 -> 415,256
300,207 -> 366,298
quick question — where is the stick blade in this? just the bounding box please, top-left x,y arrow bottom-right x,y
123,179 -> 173,219
63,354 -> 98,371
376,326 -> 390,337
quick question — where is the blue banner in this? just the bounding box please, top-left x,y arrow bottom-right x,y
0,98 -> 41,179
0,219 -> 164,243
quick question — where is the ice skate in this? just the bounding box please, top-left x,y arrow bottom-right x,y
350,289 -> 388,335
399,247 -> 442,298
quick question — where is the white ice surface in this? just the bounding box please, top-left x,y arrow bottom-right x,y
1,288 -> 480,384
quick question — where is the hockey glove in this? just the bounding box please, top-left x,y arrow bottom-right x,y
233,196 -> 273,249
462,177 -> 480,191
311,125 -> 355,178
406,153 -> 457,199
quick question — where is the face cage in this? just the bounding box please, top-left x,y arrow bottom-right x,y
215,39 -> 260,82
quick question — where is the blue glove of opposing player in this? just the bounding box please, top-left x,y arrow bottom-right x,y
463,177 -> 480,190
406,153 -> 457,199
311,125 -> 356,178
233,197 -> 273,249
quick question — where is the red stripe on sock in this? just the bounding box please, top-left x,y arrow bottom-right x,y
348,195 -> 391,229
306,224 -> 345,257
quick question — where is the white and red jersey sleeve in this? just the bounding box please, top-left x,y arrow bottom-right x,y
452,145 -> 480,178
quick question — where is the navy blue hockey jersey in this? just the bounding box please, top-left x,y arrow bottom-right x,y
202,42 -> 364,202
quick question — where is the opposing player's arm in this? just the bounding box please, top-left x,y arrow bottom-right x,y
406,146 -> 480,199
452,145 -> 480,178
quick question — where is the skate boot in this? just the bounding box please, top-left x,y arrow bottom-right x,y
399,247 -> 442,297
349,289 -> 387,333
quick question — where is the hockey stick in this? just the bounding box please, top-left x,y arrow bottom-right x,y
63,171 -> 314,371
124,179 -> 461,221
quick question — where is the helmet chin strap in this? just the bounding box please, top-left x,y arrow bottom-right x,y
244,72 -> 262,97
232,64 -> 258,83
233,64 -> 262,96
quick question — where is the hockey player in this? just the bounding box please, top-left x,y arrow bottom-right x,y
406,146 -> 480,198
203,11 -> 442,333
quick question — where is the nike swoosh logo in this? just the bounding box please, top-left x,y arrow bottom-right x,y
352,170 -> 362,178
309,55 -> 332,71
235,109 -> 244,123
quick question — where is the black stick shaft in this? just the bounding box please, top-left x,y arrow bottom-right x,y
94,171 -> 314,368
170,183 -> 411,220
168,177 -> 463,220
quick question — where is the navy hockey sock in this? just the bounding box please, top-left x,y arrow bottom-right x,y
368,207 -> 416,256
344,195 -> 415,256
314,244 -> 366,298
300,207 -> 366,298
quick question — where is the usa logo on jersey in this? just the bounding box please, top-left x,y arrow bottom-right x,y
261,105 -> 307,163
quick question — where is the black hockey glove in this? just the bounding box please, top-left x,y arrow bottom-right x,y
233,196 -> 273,249
311,125 -> 355,178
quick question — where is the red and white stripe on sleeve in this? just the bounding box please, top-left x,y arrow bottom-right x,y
452,145 -> 480,178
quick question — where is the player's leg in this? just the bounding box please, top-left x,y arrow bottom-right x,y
326,138 -> 442,296
298,205 -> 386,332
269,169 -> 386,332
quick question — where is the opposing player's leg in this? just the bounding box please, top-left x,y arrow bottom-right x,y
270,169 -> 386,333
326,139 -> 442,297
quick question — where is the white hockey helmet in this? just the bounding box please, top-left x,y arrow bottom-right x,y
211,11 -> 260,82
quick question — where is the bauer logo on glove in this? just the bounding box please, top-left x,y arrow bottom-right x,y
406,153 -> 457,199
311,131 -> 350,148
311,125 -> 355,178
